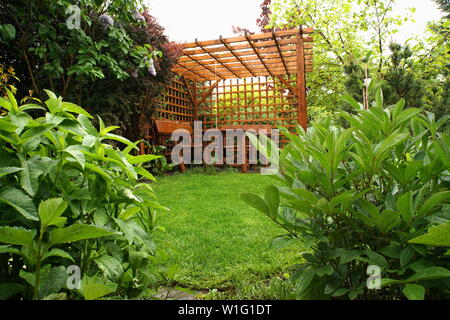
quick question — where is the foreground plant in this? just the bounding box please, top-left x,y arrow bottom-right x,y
0,89 -> 168,299
242,90 -> 450,300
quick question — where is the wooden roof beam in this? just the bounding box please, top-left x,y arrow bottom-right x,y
195,39 -> 241,79
174,55 -> 310,72
272,31 -> 290,75
177,51 -> 312,67
182,28 -> 314,49
244,32 -> 274,77
178,45 -> 313,63
184,52 -> 226,80
219,36 -> 257,78
175,63 -> 209,82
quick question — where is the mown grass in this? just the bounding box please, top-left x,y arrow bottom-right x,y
154,170 -> 303,299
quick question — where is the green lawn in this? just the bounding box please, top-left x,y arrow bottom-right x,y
154,170 -> 303,299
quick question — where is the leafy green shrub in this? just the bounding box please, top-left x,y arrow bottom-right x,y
242,90 -> 450,300
0,89 -> 168,300
143,144 -> 174,176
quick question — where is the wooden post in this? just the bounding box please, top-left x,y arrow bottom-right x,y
193,80 -> 198,120
296,27 -> 308,130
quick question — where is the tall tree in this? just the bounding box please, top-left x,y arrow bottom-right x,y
263,0 -> 368,119
434,0 -> 450,18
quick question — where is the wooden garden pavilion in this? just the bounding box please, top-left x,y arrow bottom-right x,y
141,27 -> 314,167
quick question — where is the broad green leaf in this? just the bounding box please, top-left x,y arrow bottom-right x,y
38,266 -> 68,299
5,89 -> 18,114
102,133 -> 134,147
271,235 -> 297,250
49,224 -> 117,246
144,200 -> 170,212
82,135 -> 97,147
114,218 -> 156,254
0,283 -> 24,300
77,114 -> 98,136
316,265 -> 334,277
45,97 -> 62,114
0,24 -> 16,40
417,191 -> 450,217
265,186 -> 280,219
0,227 -> 34,247
403,284 -> 425,300
375,88 -> 383,108
365,251 -> 389,269
84,163 -> 112,181
93,208 -> 108,226
62,102 -> 93,118
396,108 -> 423,125
0,97 -> 12,112
331,288 -> 350,297
19,104 -> 46,112
0,132 -> 14,144
381,267 -> 450,286
358,199 -> 383,228
41,248 -> 74,263
100,126 -> 120,136
118,206 -> 140,221
44,90 -> 58,100
379,246 -> 402,259
397,191 -> 413,223
0,187 -> 38,221
334,249 -> 364,264
78,276 -> 117,300
0,245 -> 25,257
330,191 -> 357,209
294,268 -> 316,294
348,290 -> 358,300
0,119 -> 17,132
18,154 -> 42,197
341,94 -> 363,110
409,220 -> 450,247
126,154 -> 160,165
20,265 -> 67,299
122,188 -> 141,203
0,167 -> 23,178
95,255 -> 124,282
292,188 -> 318,203
39,198 -> 68,233
42,293 -> 67,300
374,132 -> 409,159
400,246 -> 414,268
64,145 -> 87,168
240,193 -> 271,218
135,167 -> 156,182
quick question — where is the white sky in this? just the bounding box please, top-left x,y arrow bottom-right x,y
147,0 -> 444,44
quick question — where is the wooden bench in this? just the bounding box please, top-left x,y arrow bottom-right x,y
143,121 -> 274,173
154,120 -> 193,173
155,120 -> 193,136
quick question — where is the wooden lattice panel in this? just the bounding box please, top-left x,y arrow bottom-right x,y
194,76 -> 299,145
154,77 -> 194,122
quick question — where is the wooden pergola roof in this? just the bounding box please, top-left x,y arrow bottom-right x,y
172,28 -> 314,81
